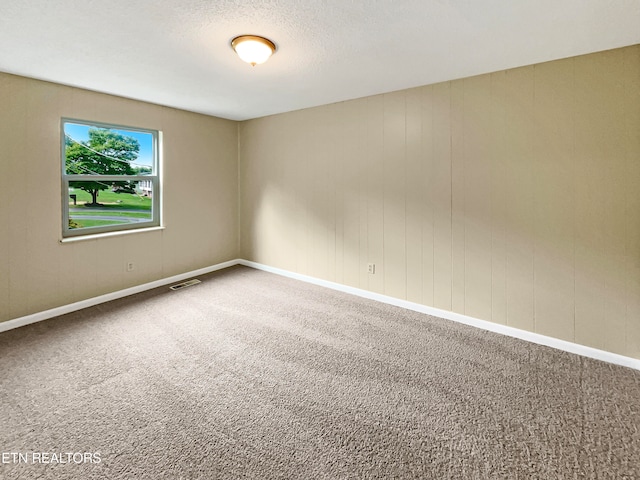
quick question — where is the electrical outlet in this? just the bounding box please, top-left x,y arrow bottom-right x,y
126,262 -> 135,272
367,263 -> 375,274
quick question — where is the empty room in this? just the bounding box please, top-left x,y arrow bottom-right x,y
1,1 -> 639,478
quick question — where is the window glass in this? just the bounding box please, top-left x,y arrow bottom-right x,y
62,120 -> 160,237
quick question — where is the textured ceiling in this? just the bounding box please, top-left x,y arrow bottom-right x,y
1,1 -> 639,121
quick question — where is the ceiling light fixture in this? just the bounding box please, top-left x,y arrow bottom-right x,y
231,35 -> 276,66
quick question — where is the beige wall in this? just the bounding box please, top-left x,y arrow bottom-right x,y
0,73 -> 239,323
239,45 -> 640,359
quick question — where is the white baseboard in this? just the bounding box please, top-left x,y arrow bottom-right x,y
3,257 -> 639,371
238,259 -> 640,371
0,259 -> 242,334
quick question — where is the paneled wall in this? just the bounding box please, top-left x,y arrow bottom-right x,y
0,73 -> 239,323
240,45 -> 640,359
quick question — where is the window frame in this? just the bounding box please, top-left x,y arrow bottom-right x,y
61,118 -> 162,239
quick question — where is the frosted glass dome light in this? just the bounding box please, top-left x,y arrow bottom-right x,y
231,35 -> 276,66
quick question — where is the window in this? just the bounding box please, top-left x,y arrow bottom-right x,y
61,119 -> 161,238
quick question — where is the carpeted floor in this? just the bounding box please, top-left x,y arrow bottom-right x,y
1,265 -> 639,479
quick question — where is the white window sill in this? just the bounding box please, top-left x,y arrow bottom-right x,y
60,226 -> 165,243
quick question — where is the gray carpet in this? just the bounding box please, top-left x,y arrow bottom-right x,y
1,265 -> 639,479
